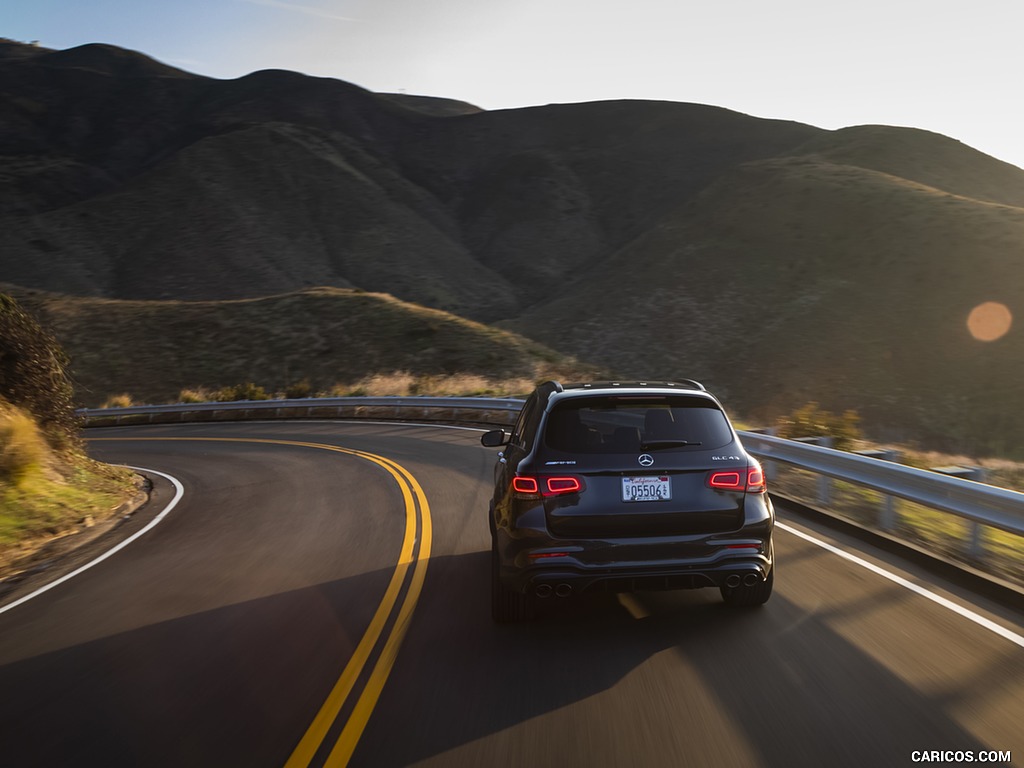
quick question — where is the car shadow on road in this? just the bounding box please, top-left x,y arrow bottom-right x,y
355,550 -> 1019,767
0,550 -> 1017,768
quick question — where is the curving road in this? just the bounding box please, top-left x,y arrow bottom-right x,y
0,421 -> 1021,767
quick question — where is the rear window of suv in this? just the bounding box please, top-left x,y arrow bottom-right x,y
542,395 -> 734,454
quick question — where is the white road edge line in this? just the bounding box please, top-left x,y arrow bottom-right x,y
776,521 -> 1024,649
0,466 -> 185,616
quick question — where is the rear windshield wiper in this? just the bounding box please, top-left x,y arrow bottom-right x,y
641,440 -> 702,450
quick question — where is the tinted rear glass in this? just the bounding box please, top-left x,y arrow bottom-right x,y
542,395 -> 734,454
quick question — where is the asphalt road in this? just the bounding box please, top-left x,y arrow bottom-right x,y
0,421 -> 1021,767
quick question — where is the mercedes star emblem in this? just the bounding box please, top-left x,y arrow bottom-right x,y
638,454 -> 655,467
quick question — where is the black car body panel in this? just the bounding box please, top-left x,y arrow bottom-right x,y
484,381 -> 775,619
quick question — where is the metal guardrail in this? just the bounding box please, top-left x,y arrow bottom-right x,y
739,432 -> 1024,542
78,396 -> 524,428
79,397 -> 1024,557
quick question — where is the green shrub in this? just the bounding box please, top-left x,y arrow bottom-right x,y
214,382 -> 271,402
284,379 -> 314,399
0,294 -> 77,448
776,402 -> 862,451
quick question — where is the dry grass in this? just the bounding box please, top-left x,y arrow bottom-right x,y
0,402 -> 47,488
178,388 -> 212,403
0,402 -> 138,562
333,371 -> 536,398
899,448 -> 1024,491
169,372 -> 543,402
101,393 -> 134,409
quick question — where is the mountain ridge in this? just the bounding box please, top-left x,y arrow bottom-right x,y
1,283 -> 580,407
2,41 -> 1022,453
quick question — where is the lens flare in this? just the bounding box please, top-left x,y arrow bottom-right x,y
967,302 -> 1012,342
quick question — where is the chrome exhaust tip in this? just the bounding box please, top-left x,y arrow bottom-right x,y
555,583 -> 573,598
725,574 -> 742,588
743,573 -> 760,587
536,584 -> 553,599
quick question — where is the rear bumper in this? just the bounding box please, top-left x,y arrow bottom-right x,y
494,491 -> 775,596
504,552 -> 773,595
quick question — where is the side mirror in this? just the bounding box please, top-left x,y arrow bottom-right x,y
480,429 -> 508,448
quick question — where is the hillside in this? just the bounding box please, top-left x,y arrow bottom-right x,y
2,40 -> 1023,453
508,154 -> 1024,452
788,125 -> 1024,207
3,285 -> 578,407
0,40 -> 817,320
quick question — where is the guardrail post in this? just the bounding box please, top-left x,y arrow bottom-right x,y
794,436 -> 834,505
965,467 -> 988,559
879,450 -> 901,531
817,437 -> 834,505
855,449 -> 902,531
766,427 -> 779,482
745,427 -> 779,481
932,465 -> 988,559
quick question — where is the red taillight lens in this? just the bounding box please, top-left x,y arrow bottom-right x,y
747,465 -> 766,493
725,543 -> 763,552
708,471 -> 743,490
707,463 -> 766,493
528,551 -> 570,560
512,475 -> 583,497
512,477 -> 539,495
546,476 -> 582,494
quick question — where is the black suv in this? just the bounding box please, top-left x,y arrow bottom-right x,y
481,380 -> 774,622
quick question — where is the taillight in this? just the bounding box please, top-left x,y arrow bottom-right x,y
747,465 -> 766,493
708,471 -> 743,490
546,476 -> 582,494
512,475 -> 584,498
707,463 -> 766,493
512,477 -> 539,495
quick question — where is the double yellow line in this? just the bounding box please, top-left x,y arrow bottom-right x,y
91,436 -> 432,767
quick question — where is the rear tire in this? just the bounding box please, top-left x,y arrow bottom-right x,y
491,536 -> 535,623
720,566 -> 774,607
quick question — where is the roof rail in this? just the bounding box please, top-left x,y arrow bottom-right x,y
569,380 -> 707,392
535,380 -> 563,405
673,378 -> 706,391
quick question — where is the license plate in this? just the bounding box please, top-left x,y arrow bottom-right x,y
622,476 -> 671,502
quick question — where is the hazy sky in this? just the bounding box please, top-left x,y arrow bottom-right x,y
8,0 -> 1024,169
